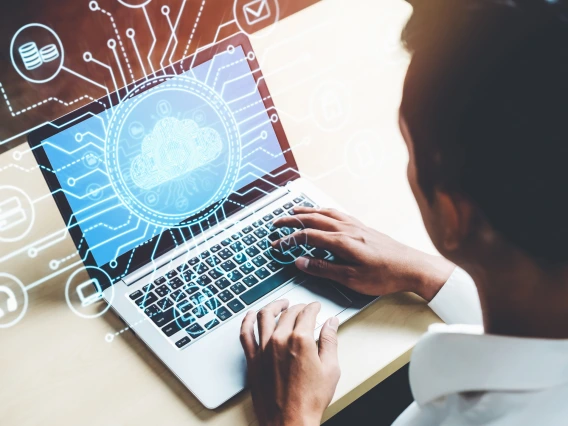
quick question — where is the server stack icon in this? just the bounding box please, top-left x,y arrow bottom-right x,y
18,42 -> 60,71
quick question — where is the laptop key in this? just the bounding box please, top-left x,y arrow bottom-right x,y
162,322 -> 181,337
186,323 -> 205,339
232,232 -> 243,240
182,271 -> 197,283
234,252 -> 247,265
311,248 -> 329,259
202,286 -> 216,299
215,306 -> 233,321
230,241 -> 245,253
144,304 -> 161,318
252,255 -> 268,268
157,297 -> 174,311
189,292 -> 206,306
136,292 -> 158,308
263,214 -> 274,222
170,277 -> 185,289
215,277 -> 231,290
205,255 -> 221,268
268,231 -> 281,242
192,305 -> 208,318
242,226 -> 254,234
175,336 -> 191,348
165,270 -> 178,280
273,208 -> 284,216
230,282 -> 247,295
188,257 -> 200,266
221,260 -> 237,272
240,262 -> 255,275
252,219 -> 264,228
211,244 -> 222,253
241,268 -> 297,306
242,235 -> 257,246
170,289 -> 185,301
155,285 -> 171,298
228,299 -> 245,313
154,276 -> 167,285
254,228 -> 268,238
246,246 -> 260,257
218,290 -> 234,303
257,239 -> 271,250
218,248 -> 233,260
151,307 -> 176,327
142,283 -> 155,292
255,267 -> 271,280
243,275 -> 259,288
176,300 -> 193,313
267,262 -> 282,273
293,196 -> 305,204
200,251 -> 211,259
283,202 -> 294,209
205,318 -> 220,330
221,238 -> 232,246
228,270 -> 244,283
205,283 -> 219,295
177,263 -> 190,273
194,263 -> 209,275
301,201 -> 315,208
129,290 -> 143,300
205,297 -> 222,311
185,285 -> 200,296
196,275 -> 212,286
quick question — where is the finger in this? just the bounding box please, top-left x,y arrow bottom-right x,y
257,299 -> 290,349
273,213 -> 342,232
274,303 -> 307,334
240,310 -> 259,360
272,229 -> 353,258
292,206 -> 361,224
294,302 -> 321,334
295,257 -> 351,285
318,316 -> 340,366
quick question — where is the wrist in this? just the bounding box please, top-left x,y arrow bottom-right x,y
410,253 -> 455,302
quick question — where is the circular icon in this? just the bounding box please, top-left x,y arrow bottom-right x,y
105,75 -> 241,228
128,121 -> 145,139
310,80 -> 352,133
266,216 -> 308,265
87,183 -> 104,201
233,0 -> 280,38
345,130 -> 385,180
10,23 -> 64,84
0,273 -> 29,329
116,0 -> 152,8
83,151 -> 100,169
0,186 -> 35,243
65,266 -> 114,319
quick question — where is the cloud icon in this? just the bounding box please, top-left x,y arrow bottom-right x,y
130,117 -> 223,190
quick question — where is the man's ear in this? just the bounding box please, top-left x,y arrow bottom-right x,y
432,190 -> 474,253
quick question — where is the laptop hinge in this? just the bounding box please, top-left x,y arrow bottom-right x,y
122,187 -> 290,285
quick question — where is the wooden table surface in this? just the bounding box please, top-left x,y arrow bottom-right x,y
0,1 -> 442,424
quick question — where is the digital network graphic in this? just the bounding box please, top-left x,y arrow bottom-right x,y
0,0 -> 396,340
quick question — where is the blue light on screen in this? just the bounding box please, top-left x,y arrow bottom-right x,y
41,46 -> 286,267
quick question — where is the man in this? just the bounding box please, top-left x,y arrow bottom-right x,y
239,1 -> 568,425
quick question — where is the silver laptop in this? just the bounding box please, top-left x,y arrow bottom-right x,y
28,33 -> 377,408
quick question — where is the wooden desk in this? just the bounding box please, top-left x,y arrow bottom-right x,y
0,1 -> 441,424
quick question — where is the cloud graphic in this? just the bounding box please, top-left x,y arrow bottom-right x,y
130,117 -> 223,190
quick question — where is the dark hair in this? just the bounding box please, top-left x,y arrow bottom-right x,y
400,0 -> 568,263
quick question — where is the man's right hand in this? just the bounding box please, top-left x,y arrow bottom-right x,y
273,206 -> 455,302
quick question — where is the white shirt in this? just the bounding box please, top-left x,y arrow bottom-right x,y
392,267 -> 568,426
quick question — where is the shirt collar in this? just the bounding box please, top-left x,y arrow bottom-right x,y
409,324 -> 568,406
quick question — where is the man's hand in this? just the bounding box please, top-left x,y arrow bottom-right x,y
274,207 -> 455,302
240,300 -> 340,426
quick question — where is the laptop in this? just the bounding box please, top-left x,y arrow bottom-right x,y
28,33 -> 377,408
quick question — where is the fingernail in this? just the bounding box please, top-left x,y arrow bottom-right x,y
328,317 -> 339,331
296,257 -> 309,270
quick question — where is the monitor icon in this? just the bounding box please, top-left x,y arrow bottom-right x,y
76,279 -> 103,307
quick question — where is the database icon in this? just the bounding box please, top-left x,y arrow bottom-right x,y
18,42 -> 60,71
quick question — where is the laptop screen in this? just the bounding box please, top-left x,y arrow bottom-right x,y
39,44 -> 287,268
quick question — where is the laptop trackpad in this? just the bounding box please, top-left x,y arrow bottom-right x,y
278,280 -> 353,327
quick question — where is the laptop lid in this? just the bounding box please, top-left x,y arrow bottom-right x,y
28,33 -> 299,290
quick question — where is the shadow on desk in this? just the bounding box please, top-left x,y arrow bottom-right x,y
324,364 -> 412,426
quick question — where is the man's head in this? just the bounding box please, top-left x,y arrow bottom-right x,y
399,0 -> 568,266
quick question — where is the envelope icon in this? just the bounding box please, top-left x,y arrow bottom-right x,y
279,235 -> 298,255
243,0 -> 271,26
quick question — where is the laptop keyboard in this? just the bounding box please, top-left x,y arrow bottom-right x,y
128,194 -> 332,349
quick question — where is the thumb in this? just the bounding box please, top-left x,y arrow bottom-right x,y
295,257 -> 347,283
318,316 -> 339,367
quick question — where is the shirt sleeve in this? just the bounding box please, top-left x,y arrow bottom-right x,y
427,266 -> 482,325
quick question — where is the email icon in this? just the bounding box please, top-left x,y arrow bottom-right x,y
243,0 -> 272,26
0,197 -> 26,233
